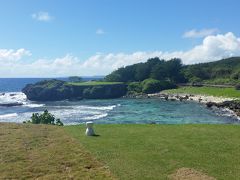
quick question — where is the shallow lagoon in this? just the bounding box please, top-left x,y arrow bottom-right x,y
0,94 -> 239,125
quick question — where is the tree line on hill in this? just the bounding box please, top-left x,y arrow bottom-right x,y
105,57 -> 240,84
183,57 -> 240,85
104,57 -> 240,94
105,57 -> 186,83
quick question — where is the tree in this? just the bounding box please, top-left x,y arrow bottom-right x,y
141,79 -> 176,94
150,64 -> 167,80
127,82 -> 142,93
135,63 -> 150,81
105,57 -> 187,84
68,76 -> 82,82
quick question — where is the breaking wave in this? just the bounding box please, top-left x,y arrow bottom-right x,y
0,92 -> 27,104
0,113 -> 18,119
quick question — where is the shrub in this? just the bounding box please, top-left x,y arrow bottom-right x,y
68,76 -> 82,82
127,82 -> 143,93
25,110 -> 63,126
235,84 -> 240,90
141,79 -> 176,94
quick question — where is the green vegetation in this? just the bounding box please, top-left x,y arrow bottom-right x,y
183,57 -> 240,85
163,86 -> 240,98
24,110 -> 63,126
0,123 -> 113,179
65,124 -> 240,180
127,82 -> 143,94
2,123 -> 240,179
127,79 -> 176,94
105,58 -> 185,83
67,81 -> 123,86
235,84 -> 240,90
68,76 -> 83,82
105,57 -> 240,85
141,78 -> 176,93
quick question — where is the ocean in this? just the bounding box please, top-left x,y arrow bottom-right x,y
0,78 -> 239,125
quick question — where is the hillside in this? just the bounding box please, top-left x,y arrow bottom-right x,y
183,57 -> 240,85
105,57 -> 240,85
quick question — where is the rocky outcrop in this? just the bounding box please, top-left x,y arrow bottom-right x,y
206,101 -> 240,117
22,79 -> 127,101
130,91 -> 240,119
22,80 -> 72,101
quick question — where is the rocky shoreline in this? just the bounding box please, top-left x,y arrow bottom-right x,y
124,92 -> 240,120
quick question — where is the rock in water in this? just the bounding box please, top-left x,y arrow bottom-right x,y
22,79 -> 127,101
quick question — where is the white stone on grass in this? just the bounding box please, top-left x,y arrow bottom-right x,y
85,121 -> 95,136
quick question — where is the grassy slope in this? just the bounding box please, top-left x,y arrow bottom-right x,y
65,124 -> 240,180
67,81 -> 123,86
0,123 -> 114,179
163,86 -> 240,98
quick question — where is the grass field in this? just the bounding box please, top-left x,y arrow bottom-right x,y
163,86 -> 240,98
67,81 -> 123,86
0,123 -> 113,179
65,124 -> 240,180
2,123 -> 240,179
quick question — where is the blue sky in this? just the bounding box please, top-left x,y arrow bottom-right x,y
0,0 -> 240,77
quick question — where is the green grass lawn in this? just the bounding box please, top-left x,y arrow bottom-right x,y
65,124 -> 240,180
0,123 -> 113,179
163,86 -> 240,98
67,81 -> 123,86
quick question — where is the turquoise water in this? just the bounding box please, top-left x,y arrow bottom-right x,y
0,78 -> 239,125
1,96 -> 238,125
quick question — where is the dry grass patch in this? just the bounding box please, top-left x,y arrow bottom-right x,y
169,168 -> 216,180
0,123 -> 114,179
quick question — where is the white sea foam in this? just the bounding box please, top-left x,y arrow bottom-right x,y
0,92 -> 27,104
0,92 -> 46,108
0,113 -> 18,119
83,113 -> 108,120
76,105 -> 117,110
23,104 -> 45,108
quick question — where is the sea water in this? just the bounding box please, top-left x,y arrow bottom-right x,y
0,78 -> 239,125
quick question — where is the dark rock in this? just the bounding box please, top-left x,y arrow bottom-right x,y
206,102 -> 217,108
22,79 -> 72,101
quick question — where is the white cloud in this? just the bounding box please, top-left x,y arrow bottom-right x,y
96,28 -> 105,35
32,11 -> 54,22
0,32 -> 240,77
176,32 -> 240,63
0,48 -> 31,61
183,28 -> 219,38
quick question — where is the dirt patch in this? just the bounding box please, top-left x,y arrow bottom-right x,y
169,167 -> 216,180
